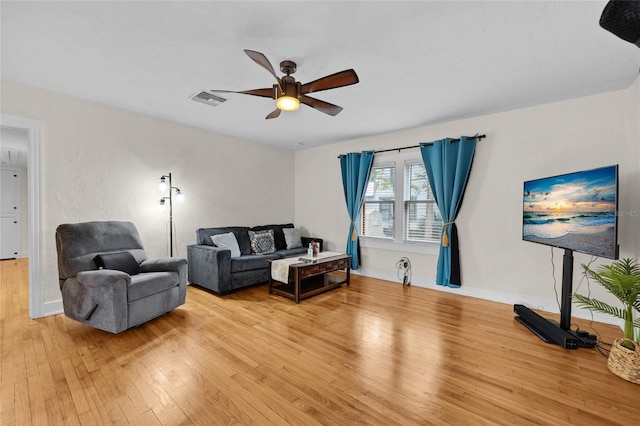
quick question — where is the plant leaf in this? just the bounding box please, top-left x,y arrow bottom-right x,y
572,293 -> 629,320
581,258 -> 640,307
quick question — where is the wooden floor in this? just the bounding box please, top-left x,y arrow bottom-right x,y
1,258 -> 639,425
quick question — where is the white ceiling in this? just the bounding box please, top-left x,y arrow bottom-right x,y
1,1 -> 639,150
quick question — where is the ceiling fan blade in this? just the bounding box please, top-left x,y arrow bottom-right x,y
299,95 -> 344,116
265,109 -> 281,120
209,88 -> 274,98
244,49 -> 282,86
300,69 -> 359,94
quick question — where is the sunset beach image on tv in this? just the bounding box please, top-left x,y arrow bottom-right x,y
522,165 -> 618,259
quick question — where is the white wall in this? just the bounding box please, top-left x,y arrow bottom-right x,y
1,80 -> 295,305
1,77 -> 638,324
295,77 -> 640,326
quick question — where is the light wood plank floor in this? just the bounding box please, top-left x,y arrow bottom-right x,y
1,258 -> 639,425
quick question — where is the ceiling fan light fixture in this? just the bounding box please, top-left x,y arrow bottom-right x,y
276,95 -> 300,111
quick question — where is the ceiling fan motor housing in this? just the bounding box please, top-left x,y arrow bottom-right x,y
273,76 -> 301,100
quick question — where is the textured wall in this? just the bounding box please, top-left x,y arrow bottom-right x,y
295,77 -> 640,324
1,80 -> 295,304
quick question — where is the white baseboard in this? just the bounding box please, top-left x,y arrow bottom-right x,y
354,266 -> 624,330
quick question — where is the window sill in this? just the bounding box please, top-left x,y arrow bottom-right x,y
359,237 -> 441,256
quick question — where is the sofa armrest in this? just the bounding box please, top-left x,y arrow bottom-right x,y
187,244 -> 232,295
140,257 -> 188,304
301,237 -> 324,252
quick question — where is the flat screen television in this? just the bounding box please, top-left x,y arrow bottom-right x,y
522,164 -> 619,260
517,165 -> 619,343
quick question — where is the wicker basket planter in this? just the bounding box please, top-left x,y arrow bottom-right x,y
608,338 -> 640,384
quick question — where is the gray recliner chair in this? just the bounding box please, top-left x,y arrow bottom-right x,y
55,221 -> 187,333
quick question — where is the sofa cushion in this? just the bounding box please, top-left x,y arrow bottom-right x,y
231,253 -> 280,273
197,227 -> 252,255
251,223 -> 294,250
248,229 -> 276,254
211,232 -> 241,258
283,228 -> 303,249
128,271 -> 178,302
94,251 -> 140,275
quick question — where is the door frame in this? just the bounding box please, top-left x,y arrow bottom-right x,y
1,113 -> 44,318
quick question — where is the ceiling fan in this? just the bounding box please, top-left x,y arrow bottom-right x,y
210,49 -> 359,119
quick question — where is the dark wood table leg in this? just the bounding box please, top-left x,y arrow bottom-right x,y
295,268 -> 300,304
346,265 -> 351,286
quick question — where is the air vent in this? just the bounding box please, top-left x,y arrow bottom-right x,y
190,91 -> 227,107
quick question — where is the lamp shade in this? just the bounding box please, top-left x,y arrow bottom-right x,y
158,177 -> 167,192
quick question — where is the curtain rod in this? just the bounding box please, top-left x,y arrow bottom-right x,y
373,134 -> 486,154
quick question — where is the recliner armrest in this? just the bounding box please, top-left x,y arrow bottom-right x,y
76,269 -> 131,287
140,257 -> 187,274
62,271 -> 129,333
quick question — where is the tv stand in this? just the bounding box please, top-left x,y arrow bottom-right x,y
514,248 -> 596,349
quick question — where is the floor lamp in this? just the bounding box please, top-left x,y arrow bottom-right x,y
157,172 -> 184,256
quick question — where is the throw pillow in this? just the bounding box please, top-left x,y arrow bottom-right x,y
211,232 -> 241,258
250,224 -> 293,250
248,229 -> 276,255
94,251 -> 140,275
283,228 -> 303,249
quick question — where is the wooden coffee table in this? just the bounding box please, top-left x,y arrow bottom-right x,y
268,253 -> 351,303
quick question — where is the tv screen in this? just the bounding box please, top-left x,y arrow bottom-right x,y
522,165 -> 619,259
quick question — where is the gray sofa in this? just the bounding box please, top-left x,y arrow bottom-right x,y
55,221 -> 187,334
187,224 -> 323,295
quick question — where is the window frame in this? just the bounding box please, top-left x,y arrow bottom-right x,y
359,151 -> 441,255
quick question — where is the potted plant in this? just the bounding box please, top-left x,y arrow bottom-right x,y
573,258 -> 640,384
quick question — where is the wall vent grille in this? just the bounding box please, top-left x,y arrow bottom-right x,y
190,91 -> 227,107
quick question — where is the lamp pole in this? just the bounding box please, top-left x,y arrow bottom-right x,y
158,172 -> 183,257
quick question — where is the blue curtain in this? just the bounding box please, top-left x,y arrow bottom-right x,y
420,136 -> 477,287
339,151 -> 375,270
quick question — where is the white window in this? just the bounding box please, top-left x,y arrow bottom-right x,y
404,160 -> 442,242
360,153 -> 442,250
362,165 -> 395,239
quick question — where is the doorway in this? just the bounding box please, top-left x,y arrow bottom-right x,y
1,113 -> 44,318
1,127 -> 27,259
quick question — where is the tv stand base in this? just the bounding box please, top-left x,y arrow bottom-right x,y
514,304 -> 596,349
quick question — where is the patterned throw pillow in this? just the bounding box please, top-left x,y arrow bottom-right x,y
248,229 -> 276,254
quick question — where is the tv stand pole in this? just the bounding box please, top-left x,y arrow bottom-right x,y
560,248 -> 573,331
